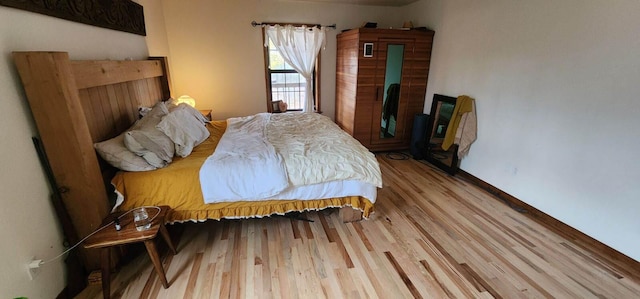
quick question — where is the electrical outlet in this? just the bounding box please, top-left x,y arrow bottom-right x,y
27,257 -> 42,280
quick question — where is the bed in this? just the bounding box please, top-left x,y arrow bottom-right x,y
111,108 -> 381,223
12,51 -> 381,271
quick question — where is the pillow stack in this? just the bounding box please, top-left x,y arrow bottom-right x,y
124,102 -> 175,168
157,104 -> 210,157
94,101 -> 210,171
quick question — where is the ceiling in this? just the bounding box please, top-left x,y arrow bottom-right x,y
288,0 -> 419,7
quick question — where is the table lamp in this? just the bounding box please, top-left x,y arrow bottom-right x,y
176,95 -> 196,107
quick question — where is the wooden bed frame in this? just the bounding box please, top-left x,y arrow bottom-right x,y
13,51 -> 363,272
14,52 -> 170,271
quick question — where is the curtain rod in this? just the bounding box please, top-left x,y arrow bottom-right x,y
251,21 -> 336,29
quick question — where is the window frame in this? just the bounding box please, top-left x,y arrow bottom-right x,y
262,24 -> 322,113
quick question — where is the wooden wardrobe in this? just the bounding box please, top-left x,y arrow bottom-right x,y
335,28 -> 434,151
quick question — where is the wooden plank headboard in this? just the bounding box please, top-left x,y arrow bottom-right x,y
13,52 -> 171,270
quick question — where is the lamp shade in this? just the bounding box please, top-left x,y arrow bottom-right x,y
176,95 -> 196,107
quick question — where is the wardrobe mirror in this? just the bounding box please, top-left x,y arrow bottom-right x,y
380,44 -> 404,139
425,94 -> 460,175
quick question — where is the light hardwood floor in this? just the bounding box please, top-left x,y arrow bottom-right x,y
77,154 -> 640,298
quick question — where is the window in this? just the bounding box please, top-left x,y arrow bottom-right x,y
263,37 -> 321,112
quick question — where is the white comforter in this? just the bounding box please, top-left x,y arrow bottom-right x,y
200,112 -> 382,204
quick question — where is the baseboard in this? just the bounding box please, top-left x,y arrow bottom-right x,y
457,169 -> 640,283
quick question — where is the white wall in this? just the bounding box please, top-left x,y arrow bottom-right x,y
156,0 -> 405,120
140,0 -> 171,58
0,5 -> 148,298
405,0 -> 640,261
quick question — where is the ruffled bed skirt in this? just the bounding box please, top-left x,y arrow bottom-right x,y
160,196 -> 373,223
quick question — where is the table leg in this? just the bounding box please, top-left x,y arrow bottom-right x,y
159,224 -> 177,255
144,240 -> 170,288
101,248 -> 111,299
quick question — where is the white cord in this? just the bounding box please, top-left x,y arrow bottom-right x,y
40,221 -> 114,265
39,206 -> 162,266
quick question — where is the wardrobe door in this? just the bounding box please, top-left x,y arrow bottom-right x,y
370,38 -> 415,146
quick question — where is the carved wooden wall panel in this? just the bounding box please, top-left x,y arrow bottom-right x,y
0,0 -> 145,36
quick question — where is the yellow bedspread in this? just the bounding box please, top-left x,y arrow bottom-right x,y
112,120 -> 374,223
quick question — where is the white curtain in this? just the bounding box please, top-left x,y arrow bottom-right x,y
265,24 -> 326,112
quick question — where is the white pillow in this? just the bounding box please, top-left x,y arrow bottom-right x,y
168,103 -> 210,123
163,98 -> 178,111
124,102 -> 175,168
94,133 -> 156,172
157,104 -> 210,157
122,134 -> 168,168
